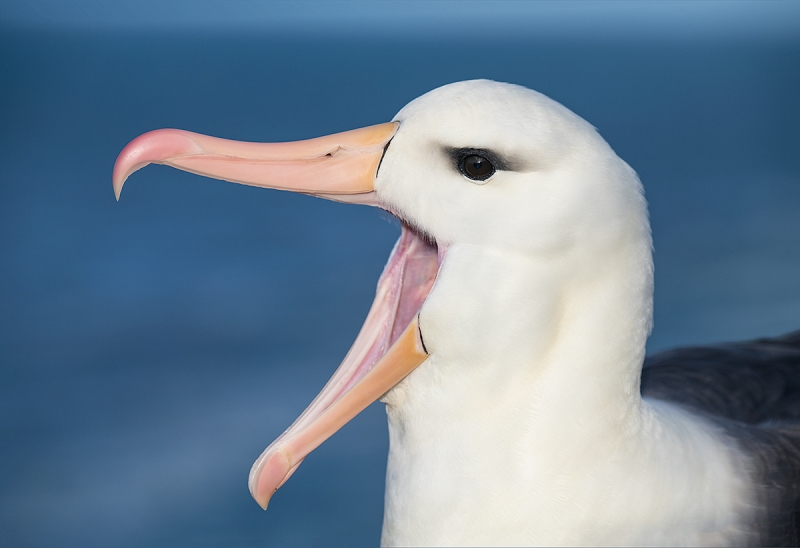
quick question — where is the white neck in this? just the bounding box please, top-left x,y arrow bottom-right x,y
380,237 -> 754,546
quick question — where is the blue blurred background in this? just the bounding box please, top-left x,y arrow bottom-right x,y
1,1 -> 799,546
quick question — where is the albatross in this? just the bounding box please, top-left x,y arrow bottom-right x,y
113,80 -> 800,546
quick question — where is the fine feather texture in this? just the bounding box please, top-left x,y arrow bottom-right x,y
643,331 -> 800,545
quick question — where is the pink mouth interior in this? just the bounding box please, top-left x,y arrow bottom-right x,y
248,224 -> 441,496
339,226 -> 439,396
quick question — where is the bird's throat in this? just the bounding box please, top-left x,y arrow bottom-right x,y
381,240 -> 657,545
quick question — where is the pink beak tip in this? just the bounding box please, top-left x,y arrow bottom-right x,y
112,156 -> 129,200
251,473 -> 271,510
112,175 -> 124,201
250,449 -> 292,511
111,147 -> 141,201
112,128 -> 201,202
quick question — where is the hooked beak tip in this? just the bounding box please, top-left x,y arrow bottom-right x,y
112,159 -> 125,200
249,448 -> 292,511
112,128 -> 203,202
112,147 -> 139,201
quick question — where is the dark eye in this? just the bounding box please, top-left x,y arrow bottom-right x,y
459,154 -> 495,181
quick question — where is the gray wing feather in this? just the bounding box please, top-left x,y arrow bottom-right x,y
642,330 -> 800,546
642,330 -> 800,423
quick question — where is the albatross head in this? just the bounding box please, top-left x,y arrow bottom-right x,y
378,80 -> 651,370
113,80 -> 653,525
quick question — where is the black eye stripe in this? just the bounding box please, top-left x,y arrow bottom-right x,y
450,148 -> 507,168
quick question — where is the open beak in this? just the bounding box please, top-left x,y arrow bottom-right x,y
113,123 -> 439,510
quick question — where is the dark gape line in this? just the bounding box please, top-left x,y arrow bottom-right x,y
417,314 -> 429,355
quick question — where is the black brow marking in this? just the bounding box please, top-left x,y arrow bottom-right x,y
444,147 -> 514,173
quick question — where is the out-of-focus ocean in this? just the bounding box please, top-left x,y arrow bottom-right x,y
1,3 -> 799,546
